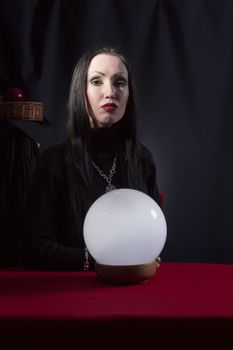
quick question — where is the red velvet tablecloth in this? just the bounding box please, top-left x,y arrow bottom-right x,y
0,263 -> 233,349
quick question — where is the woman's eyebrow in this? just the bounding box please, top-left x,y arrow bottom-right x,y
113,72 -> 128,77
89,71 -> 105,76
89,71 -> 127,78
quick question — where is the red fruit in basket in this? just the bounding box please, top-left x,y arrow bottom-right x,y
4,87 -> 26,102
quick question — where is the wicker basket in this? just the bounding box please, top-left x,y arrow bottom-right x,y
0,102 -> 44,122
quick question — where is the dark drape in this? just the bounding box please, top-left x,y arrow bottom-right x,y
0,0 -> 232,265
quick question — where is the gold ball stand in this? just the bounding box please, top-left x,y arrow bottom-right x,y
95,261 -> 158,285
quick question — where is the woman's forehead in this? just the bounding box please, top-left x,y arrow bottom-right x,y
88,54 -> 128,77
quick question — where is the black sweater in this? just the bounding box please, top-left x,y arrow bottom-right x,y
24,128 -> 160,271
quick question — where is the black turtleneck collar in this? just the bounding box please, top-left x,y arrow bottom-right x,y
88,120 -> 123,156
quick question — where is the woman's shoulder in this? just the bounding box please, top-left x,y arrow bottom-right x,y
138,142 -> 154,163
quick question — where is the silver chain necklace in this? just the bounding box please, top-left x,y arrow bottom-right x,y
84,157 -> 117,270
91,157 -> 117,192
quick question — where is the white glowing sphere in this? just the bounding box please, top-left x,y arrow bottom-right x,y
83,189 -> 167,266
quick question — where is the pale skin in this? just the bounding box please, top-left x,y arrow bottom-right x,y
86,53 -> 129,127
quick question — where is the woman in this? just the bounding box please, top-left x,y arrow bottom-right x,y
25,47 -> 160,270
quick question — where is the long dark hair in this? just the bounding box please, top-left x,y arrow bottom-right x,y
66,46 -> 145,222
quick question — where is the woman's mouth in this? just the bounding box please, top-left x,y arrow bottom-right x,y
101,103 -> 117,112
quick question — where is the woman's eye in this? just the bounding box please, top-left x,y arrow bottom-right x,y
91,79 -> 102,86
115,79 -> 127,87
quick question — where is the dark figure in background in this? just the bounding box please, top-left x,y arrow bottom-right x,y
24,47 -> 160,270
0,121 -> 39,267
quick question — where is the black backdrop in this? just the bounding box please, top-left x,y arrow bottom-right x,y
0,0 -> 233,264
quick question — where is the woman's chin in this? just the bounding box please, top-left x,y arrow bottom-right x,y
92,113 -> 124,128
96,118 -> 115,128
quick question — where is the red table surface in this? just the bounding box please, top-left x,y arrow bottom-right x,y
0,262 -> 233,349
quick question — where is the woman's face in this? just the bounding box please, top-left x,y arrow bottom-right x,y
86,53 -> 129,127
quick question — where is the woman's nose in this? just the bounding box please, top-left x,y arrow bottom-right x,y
104,82 -> 116,98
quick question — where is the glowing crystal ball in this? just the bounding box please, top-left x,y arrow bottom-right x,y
83,189 -> 167,266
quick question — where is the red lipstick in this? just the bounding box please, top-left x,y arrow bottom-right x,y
101,103 -> 117,111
